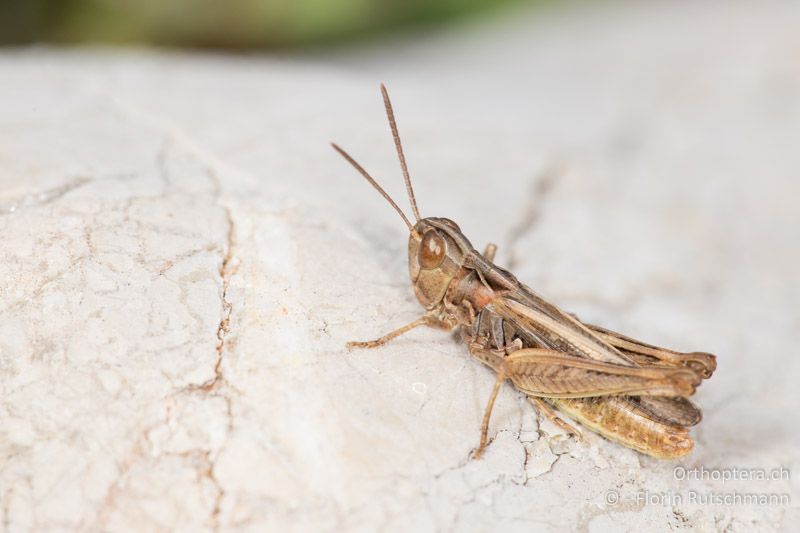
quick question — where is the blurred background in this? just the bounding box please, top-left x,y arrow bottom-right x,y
2,0 -> 534,49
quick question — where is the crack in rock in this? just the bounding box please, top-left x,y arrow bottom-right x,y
178,205 -> 238,530
99,93 -> 246,529
0,176 -> 94,215
505,164 -> 562,271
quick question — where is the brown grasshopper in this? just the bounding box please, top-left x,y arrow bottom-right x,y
332,85 -> 716,459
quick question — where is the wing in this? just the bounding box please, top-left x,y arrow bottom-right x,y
485,289 -> 710,428
633,396 -> 702,426
489,295 -> 636,365
582,322 -> 717,380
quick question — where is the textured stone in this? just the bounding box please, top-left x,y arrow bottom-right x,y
1,1 -> 799,531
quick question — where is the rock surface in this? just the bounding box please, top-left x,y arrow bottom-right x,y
1,1 -> 799,531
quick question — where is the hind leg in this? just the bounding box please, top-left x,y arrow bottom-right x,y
529,397 -> 582,439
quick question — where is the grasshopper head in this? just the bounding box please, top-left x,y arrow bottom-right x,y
408,217 -> 472,309
332,86 -> 476,310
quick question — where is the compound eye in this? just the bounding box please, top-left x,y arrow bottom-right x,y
419,230 -> 446,269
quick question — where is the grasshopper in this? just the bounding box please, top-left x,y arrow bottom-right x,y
332,85 -> 716,459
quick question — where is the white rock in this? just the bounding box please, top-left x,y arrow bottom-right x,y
1,1 -> 799,530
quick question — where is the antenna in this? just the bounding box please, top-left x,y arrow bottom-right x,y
330,142 -> 413,230
380,83 -> 421,222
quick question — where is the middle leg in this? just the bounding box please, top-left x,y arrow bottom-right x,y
529,397 -> 582,439
482,243 -> 498,262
